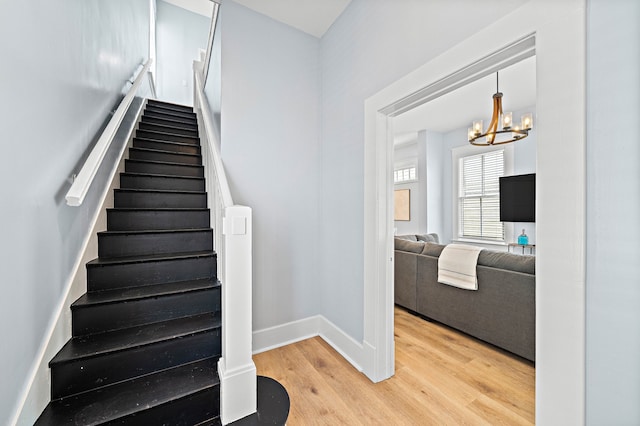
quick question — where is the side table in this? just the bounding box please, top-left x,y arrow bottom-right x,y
508,243 -> 536,255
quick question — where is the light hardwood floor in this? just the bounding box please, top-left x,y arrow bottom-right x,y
253,307 -> 535,425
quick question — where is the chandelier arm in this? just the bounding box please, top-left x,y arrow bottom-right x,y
469,128 -> 529,146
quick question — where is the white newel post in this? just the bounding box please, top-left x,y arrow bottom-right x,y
218,205 -> 256,424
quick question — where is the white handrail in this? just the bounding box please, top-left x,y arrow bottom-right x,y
202,1 -> 220,84
65,58 -> 153,206
194,69 -> 233,207
147,71 -> 158,100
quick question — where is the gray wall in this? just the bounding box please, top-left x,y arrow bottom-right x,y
0,0 -> 149,421
219,1 -> 322,330
586,0 -> 640,423
156,0 -> 210,105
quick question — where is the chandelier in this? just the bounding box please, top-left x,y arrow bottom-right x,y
468,72 -> 533,146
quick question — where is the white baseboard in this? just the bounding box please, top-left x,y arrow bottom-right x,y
252,315 -> 363,373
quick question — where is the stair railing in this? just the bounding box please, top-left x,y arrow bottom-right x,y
66,59 -> 155,207
193,55 -> 257,424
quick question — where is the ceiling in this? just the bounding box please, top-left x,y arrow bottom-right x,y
233,0 -> 352,38
163,0 -> 352,38
393,55 -> 536,142
162,0 -> 215,17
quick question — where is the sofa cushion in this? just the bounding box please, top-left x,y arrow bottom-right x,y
394,238 -> 424,253
420,242 -> 446,257
417,233 -> 439,243
478,250 -> 535,275
395,234 -> 418,241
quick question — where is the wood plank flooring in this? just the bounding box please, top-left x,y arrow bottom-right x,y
253,307 -> 535,425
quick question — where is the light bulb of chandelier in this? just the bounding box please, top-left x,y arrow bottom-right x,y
473,120 -> 483,135
521,113 -> 533,130
468,127 -> 475,141
502,112 -> 513,130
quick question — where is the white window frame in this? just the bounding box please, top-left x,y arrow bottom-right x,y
452,144 -> 514,245
393,165 -> 417,184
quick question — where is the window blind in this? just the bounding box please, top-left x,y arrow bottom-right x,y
459,150 -> 504,240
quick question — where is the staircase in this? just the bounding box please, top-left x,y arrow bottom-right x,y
36,100 -> 222,425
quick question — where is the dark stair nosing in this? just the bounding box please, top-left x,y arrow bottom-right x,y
36,357 -> 219,425
50,313 -> 220,365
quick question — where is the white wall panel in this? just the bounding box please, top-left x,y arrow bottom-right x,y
586,0 -> 640,423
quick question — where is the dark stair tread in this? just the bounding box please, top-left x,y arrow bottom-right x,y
115,187 -> 205,195
37,357 -> 219,425
126,158 -> 204,168
143,113 -> 197,125
120,171 -> 205,181
87,250 -> 215,266
139,121 -> 199,134
98,227 -> 212,237
137,129 -> 199,139
73,278 -> 220,307
51,313 -> 220,365
147,100 -> 194,111
134,137 -> 201,148
145,104 -> 195,114
141,114 -> 198,125
108,207 -> 209,212
129,146 -> 202,159
143,109 -> 197,120
195,419 -> 222,426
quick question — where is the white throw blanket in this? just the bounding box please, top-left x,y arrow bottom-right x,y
437,244 -> 484,290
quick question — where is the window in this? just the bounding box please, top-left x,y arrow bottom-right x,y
458,150 -> 504,241
394,166 -> 416,184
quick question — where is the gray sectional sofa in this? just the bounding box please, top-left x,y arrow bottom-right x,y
394,235 -> 536,361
